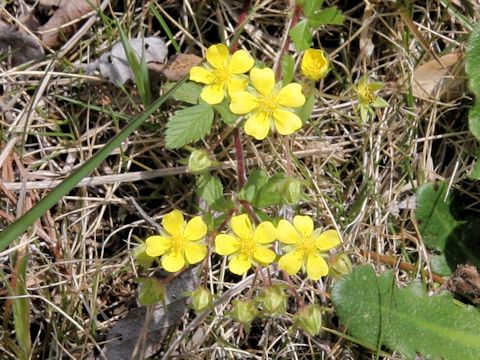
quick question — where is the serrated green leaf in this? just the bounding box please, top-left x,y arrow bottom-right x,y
238,170 -> 269,204
297,93 -> 316,122
163,81 -> 201,104
165,104 -> 214,149
332,265 -> 480,360
196,174 -> 231,211
307,6 -> 344,27
302,0 -> 324,18
214,99 -> 239,125
289,19 -> 312,52
466,25 -> 480,95
138,277 -> 165,305
468,101 -> 480,140
281,55 -> 296,85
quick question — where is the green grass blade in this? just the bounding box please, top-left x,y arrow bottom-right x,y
13,255 -> 31,360
150,3 -> 181,54
0,79 -> 186,252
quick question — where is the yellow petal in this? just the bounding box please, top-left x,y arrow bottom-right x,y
244,112 -> 270,140
272,109 -> 302,135
184,243 -> 207,264
200,84 -> 225,104
206,43 -> 229,69
229,50 -> 254,74
189,66 -> 214,84
227,77 -> 249,96
229,253 -> 252,275
253,221 -> 277,244
276,83 -> 306,107
306,254 -> 328,280
278,251 -> 303,275
162,210 -> 184,237
301,49 -> 329,81
253,246 -> 276,265
215,234 -> 240,255
231,214 -> 252,240
161,251 -> 185,272
184,216 -> 207,241
293,215 -> 314,237
250,67 -> 275,96
145,235 -> 170,257
230,91 -> 258,114
276,220 -> 299,244
315,229 -> 341,251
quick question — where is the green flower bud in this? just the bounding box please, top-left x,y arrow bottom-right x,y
188,149 -> 214,174
230,300 -> 258,330
280,177 -> 304,205
133,243 -> 154,269
190,286 -> 213,312
328,253 -> 353,278
257,285 -> 288,316
137,278 -> 165,305
294,304 -> 322,336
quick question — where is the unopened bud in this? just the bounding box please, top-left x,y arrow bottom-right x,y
230,300 -> 257,330
257,285 -> 287,316
188,149 -> 213,174
329,253 -> 352,278
190,286 -> 213,312
137,278 -> 165,305
280,177 -> 304,205
294,304 -> 322,336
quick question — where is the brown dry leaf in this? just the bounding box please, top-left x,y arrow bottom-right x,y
149,53 -> 203,81
37,0 -> 100,48
412,52 -> 465,100
0,22 -> 44,66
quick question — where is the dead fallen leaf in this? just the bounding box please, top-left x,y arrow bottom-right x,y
37,0 -> 100,48
412,51 -> 465,100
0,22 -> 44,66
447,263 -> 480,304
149,53 -> 203,81
102,268 -> 199,360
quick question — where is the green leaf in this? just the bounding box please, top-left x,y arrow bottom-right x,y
138,277 -> 165,305
163,81 -> 202,105
466,25 -> 480,95
469,158 -> 480,179
332,265 -> 480,360
196,174 -> 232,211
213,99 -> 239,125
255,173 -> 286,208
13,256 -> 31,360
281,55 -> 296,85
0,79 -> 187,253
289,19 -> 312,52
297,93 -> 316,122
468,101 -> 480,140
302,0 -> 324,18
165,104 -> 214,149
133,242 -> 154,269
238,170 -> 269,204
307,6 -> 344,27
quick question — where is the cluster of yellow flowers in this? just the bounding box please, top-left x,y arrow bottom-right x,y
189,44 -> 329,140
145,210 -> 340,280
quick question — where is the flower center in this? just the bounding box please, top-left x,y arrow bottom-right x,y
212,67 -> 230,85
360,87 -> 375,104
296,236 -> 316,257
170,235 -> 186,253
239,237 -> 257,257
258,94 -> 278,115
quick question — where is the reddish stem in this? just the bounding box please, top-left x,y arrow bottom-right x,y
233,128 -> 247,189
230,0 -> 252,52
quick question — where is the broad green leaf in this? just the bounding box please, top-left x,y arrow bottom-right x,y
302,0 -> 324,18
255,173 -> 286,208
332,265 -> 480,360
163,81 -> 202,104
466,25 -> 480,95
138,277 -> 165,305
238,170 -> 269,204
165,104 -> 214,149
289,19 -> 312,52
13,255 -> 31,360
214,99 -> 239,125
468,101 -> 480,140
307,6 -> 344,27
281,55 -> 295,85
0,79 -> 187,253
196,174 -> 232,211
297,93 -> 316,122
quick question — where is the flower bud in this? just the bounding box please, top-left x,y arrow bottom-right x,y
293,304 -> 322,336
257,285 -> 288,316
137,277 -> 165,305
328,253 -> 352,278
230,300 -> 258,330
280,177 -> 304,205
188,149 -> 214,174
190,286 -> 213,312
133,243 -> 154,269
301,49 -> 329,81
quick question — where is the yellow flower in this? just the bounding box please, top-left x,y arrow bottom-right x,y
301,48 -> 329,81
355,76 -> 388,123
145,210 -> 207,272
189,43 -> 254,104
277,215 -> 340,280
230,67 -> 306,140
215,214 -> 277,275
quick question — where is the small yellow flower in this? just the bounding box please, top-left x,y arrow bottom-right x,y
215,214 -> 277,275
145,210 -> 207,272
230,67 -> 306,140
277,215 -> 340,280
355,76 -> 388,123
189,43 -> 254,104
301,48 -> 329,81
